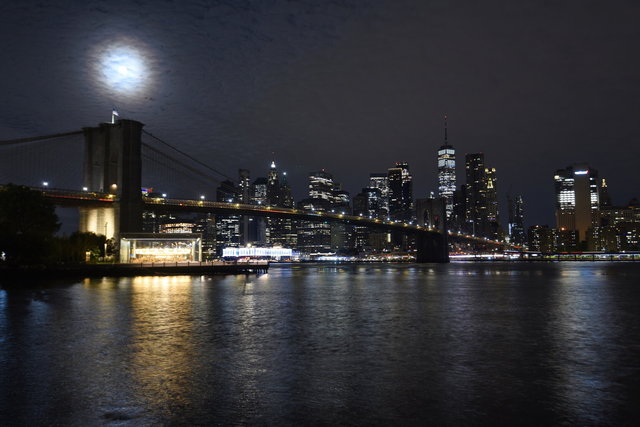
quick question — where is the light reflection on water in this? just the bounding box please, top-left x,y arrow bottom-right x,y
1,262 -> 639,425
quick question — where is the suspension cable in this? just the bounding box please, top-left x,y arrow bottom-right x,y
0,130 -> 84,146
142,130 -> 235,182
142,153 -> 218,190
142,143 -> 227,187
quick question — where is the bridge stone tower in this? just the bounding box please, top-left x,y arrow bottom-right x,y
81,119 -> 144,239
415,197 -> 449,263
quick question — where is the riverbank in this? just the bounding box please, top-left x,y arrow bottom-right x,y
0,261 -> 269,280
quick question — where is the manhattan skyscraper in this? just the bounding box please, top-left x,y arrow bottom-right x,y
437,115 -> 456,219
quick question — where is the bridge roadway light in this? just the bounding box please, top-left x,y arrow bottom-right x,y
200,195 -> 205,200
43,181 -> 49,187
82,186 -> 88,191
162,193 -> 167,198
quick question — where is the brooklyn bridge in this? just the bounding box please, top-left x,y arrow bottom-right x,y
1,118 -> 514,262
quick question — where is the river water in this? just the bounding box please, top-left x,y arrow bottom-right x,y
1,262 -> 639,425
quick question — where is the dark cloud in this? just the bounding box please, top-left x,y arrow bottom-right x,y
2,0 -> 640,226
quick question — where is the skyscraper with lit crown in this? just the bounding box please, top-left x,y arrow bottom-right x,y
437,115 -> 456,219
554,163 -> 600,243
265,159 -> 296,247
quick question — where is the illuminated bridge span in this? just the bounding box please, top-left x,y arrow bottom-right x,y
1,119 -> 514,262
15,186 -> 510,248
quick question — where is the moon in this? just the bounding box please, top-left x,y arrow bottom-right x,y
94,42 -> 152,99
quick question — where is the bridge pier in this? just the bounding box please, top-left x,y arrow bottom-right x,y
415,232 -> 449,263
78,206 -> 117,240
414,197 -> 449,263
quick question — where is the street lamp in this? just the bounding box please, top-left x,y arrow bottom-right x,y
200,195 -> 205,200
43,181 -> 49,187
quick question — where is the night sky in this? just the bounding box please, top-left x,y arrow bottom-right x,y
2,0 -> 640,227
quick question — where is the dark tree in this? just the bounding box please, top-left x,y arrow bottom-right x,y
52,231 -> 106,264
0,184 -> 60,265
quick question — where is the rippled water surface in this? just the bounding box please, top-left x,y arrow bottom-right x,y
1,262 -> 640,425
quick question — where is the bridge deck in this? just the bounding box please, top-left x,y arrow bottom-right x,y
0,184 -> 514,248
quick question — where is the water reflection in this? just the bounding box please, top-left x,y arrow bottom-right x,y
128,276 -> 197,419
1,263 -> 639,424
548,264 -> 628,424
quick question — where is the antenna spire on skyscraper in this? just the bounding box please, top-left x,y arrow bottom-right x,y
444,113 -> 449,146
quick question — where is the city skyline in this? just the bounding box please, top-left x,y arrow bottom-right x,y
2,0 -> 640,227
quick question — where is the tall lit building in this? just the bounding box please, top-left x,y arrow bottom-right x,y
298,170 -> 356,254
215,180 -> 240,255
369,173 -> 389,217
484,167 -> 500,238
281,172 -> 294,208
266,160 -> 280,206
465,153 -> 486,235
238,169 -> 251,245
193,213 -> 216,260
437,115 -> 456,219
352,187 -> 384,253
297,172 -> 334,254
508,194 -> 526,246
248,176 -> 268,244
252,177 -> 267,205
599,178 -> 612,207
554,163 -> 600,242
388,162 -> 413,221
239,169 -> 251,203
278,171 -> 297,247
260,160 -> 296,247
265,160 -> 282,245
464,153 -> 501,239
309,170 -> 334,201
362,187 -> 382,218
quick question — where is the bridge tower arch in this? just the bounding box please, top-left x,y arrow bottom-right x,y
80,119 -> 144,240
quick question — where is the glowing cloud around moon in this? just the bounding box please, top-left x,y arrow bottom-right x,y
94,42 -> 153,99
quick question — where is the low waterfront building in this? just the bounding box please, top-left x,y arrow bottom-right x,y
120,233 -> 202,263
222,246 -> 293,260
